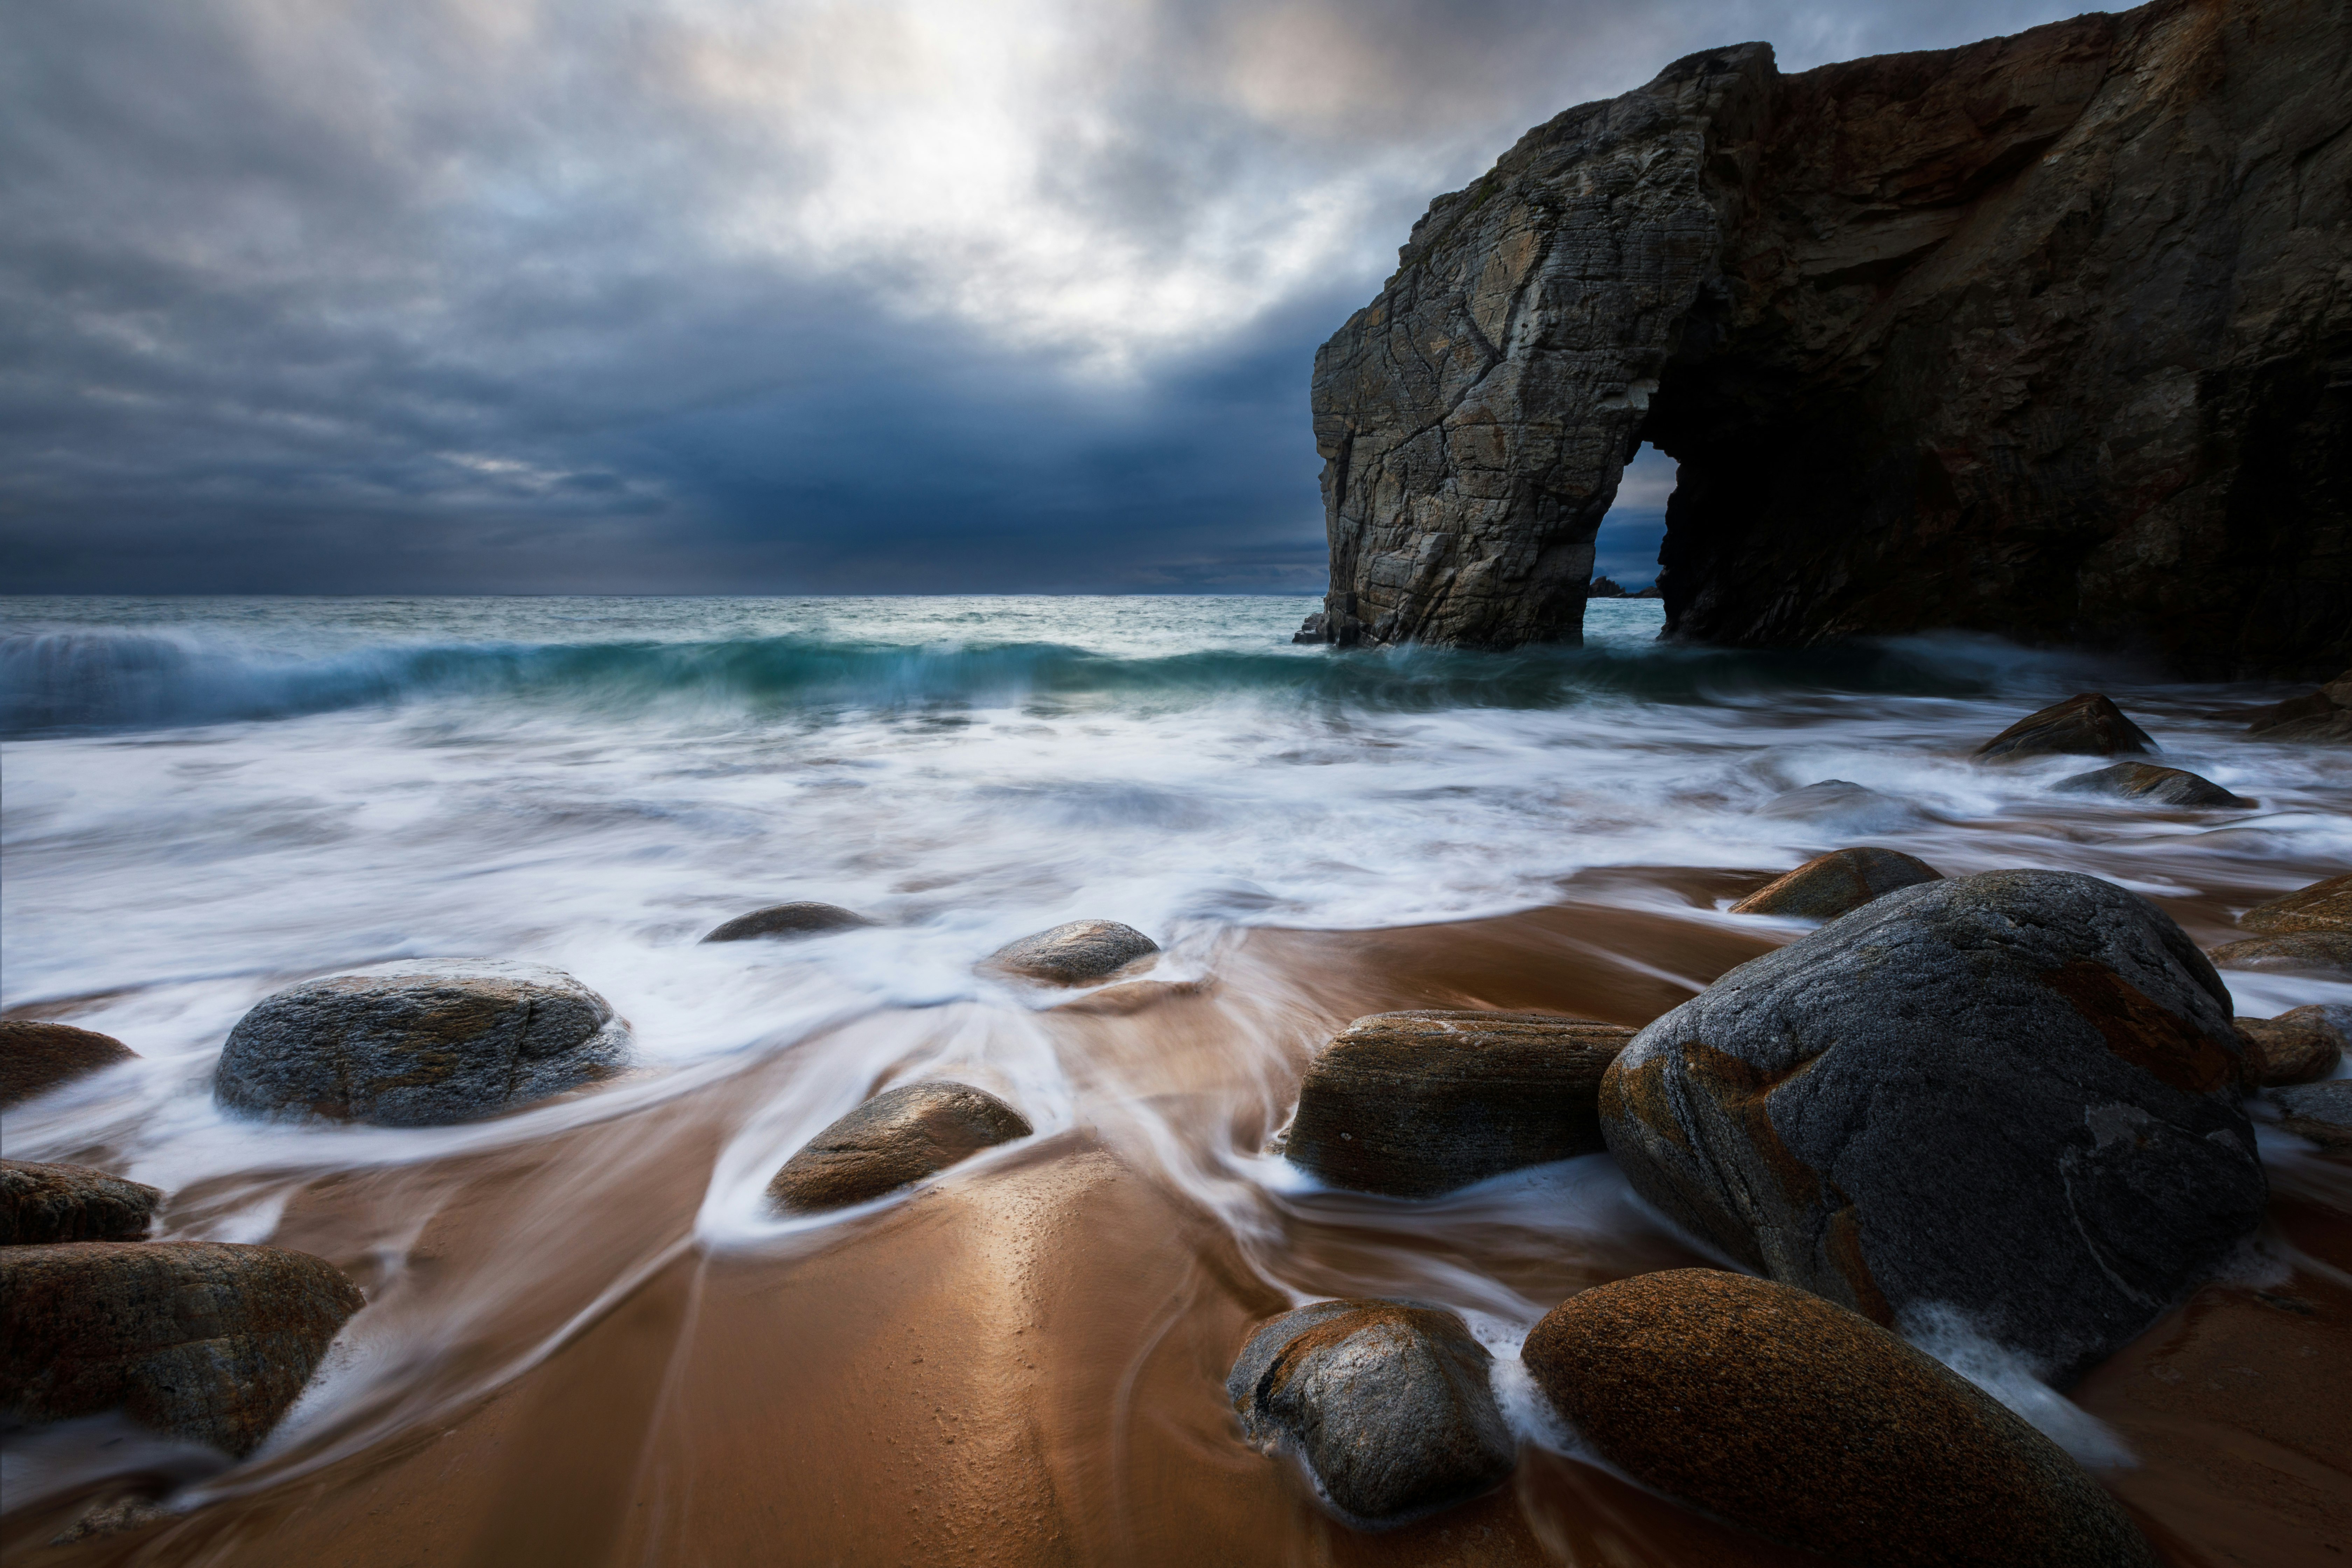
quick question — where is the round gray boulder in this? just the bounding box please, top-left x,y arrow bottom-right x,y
986,920 -> 1158,985
1225,1298 -> 1513,1525
215,960 -> 632,1127
1601,869 -> 2264,1382
0,1160 -> 161,1246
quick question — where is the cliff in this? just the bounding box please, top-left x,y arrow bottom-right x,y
1297,0 -> 2351,677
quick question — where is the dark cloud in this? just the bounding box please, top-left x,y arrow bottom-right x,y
0,0 -> 2093,594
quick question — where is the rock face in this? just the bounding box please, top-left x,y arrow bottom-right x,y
2236,1005 -> 2347,1087
986,921 -> 1158,986
2246,670 -> 2352,741
0,1241 -> 364,1456
0,1020 -> 137,1110
1975,695 -> 2154,761
1284,1011 -> 1632,1197
1601,869 -> 2263,1381
1297,0 -> 2351,678
2270,1080 -> 2352,1153
1225,1299 -> 1514,1524
0,1161 -> 161,1246
1587,576 -> 1626,598
2207,931 -> 2352,979
214,960 -> 632,1127
1728,846 -> 1942,919
1521,1270 -> 2155,1567
702,902 -> 877,942
2054,762 -> 2249,807
2239,873 -> 2352,935
767,1081 -> 1032,1212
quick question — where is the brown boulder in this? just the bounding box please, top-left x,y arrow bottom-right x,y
0,1020 -> 137,1110
2053,762 -> 2250,808
1,1241 -> 364,1456
2270,1080 -> 2352,1153
767,1081 -> 1032,1212
1975,695 -> 2155,761
2207,931 -> 2352,979
0,1161 -> 161,1246
701,902 -> 877,942
985,920 -> 1158,985
2245,671 -> 2352,742
1284,1011 -> 1631,1197
1522,1270 -> 2155,1567
2239,873 -> 2352,935
2234,1005 -> 2347,1087
1728,846 -> 1942,919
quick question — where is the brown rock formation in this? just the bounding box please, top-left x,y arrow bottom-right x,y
1728,846 -> 1942,919
2234,1004 -> 2347,1086
2239,872 -> 2352,934
767,1081 -> 1032,1213
0,1160 -> 161,1246
0,1019 -> 136,1109
1300,0 -> 2350,677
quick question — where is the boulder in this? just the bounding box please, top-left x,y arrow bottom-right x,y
2270,1080 -> 2352,1153
1588,576 -> 1626,598
0,1020 -> 137,1110
1521,1270 -> 2155,1567
1226,1299 -> 1513,1524
2235,1005 -> 2348,1087
2239,873 -> 2352,935
701,902 -> 877,942
1285,1012 -> 1633,1197
2207,931 -> 2352,979
1975,695 -> 2155,761
2053,762 -> 2250,808
1601,869 -> 2263,1381
1728,846 -> 1942,919
1,1241 -> 364,1456
0,1161 -> 161,1246
1753,780 -> 1919,829
214,960 -> 632,1128
2245,671 -> 2352,742
986,921 -> 1158,985
767,1081 -> 1031,1213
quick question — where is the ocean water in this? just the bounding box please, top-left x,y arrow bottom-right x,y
4,595 -> 2348,1531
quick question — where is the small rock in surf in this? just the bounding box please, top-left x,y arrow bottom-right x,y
701,902 -> 877,942
1286,1011 -> 1631,1197
1602,869 -> 2263,1382
2238,873 -> 2352,935
0,1240 -> 364,1457
2234,1005 -> 2347,1087
1226,1298 -> 1513,1525
1975,693 -> 2155,760
986,920 -> 1158,985
214,960 -> 632,1127
2053,762 -> 2250,808
1752,779 -> 1917,827
2207,931 -> 2352,979
2243,670 -> 2352,742
1728,846 -> 1942,919
0,1161 -> 161,1246
0,1020 -> 137,1111
1521,1270 -> 2156,1568
2270,1080 -> 2352,1153
767,1080 -> 1032,1212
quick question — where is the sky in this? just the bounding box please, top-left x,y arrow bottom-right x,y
2,0 -> 2093,596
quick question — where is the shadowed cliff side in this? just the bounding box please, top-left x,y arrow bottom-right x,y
1299,0 -> 2351,678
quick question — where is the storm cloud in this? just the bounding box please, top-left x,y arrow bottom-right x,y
3,0 -> 2091,594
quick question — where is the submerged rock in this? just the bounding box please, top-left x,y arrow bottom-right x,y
2239,873 -> 2352,935
1285,1011 -> 1632,1197
2054,762 -> 2250,808
2270,1081 -> 2352,1153
986,921 -> 1158,985
1728,846 -> 1942,920
2207,931 -> 2352,980
214,960 -> 632,1127
0,1020 -> 137,1110
1601,869 -> 2263,1381
0,1241 -> 364,1456
1226,1299 -> 1513,1524
767,1081 -> 1032,1212
1521,1270 -> 2155,1567
0,1161 -> 161,1246
2235,1005 -> 2348,1087
701,902 -> 877,942
2245,671 -> 2352,742
1975,695 -> 2155,761
1752,779 -> 1918,829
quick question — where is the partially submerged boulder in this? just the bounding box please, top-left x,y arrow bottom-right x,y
0,1161 -> 161,1246
1752,780 -> 1919,830
1602,869 -> 2263,1381
2053,762 -> 2250,808
2239,873 -> 2352,935
701,902 -> 877,942
1285,1011 -> 1632,1197
2207,931 -> 2352,979
1728,847 -> 1942,920
2244,671 -> 2352,743
0,1020 -> 137,1110
1521,1270 -> 2155,1567
986,921 -> 1158,985
1975,694 -> 2155,761
1,1241 -> 364,1456
1226,1299 -> 1513,1525
767,1081 -> 1031,1212
2235,1005 -> 2347,1087
214,960 -> 632,1127
2270,1080 -> 2352,1153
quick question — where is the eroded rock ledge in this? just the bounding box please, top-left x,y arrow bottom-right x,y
1300,0 -> 2350,677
